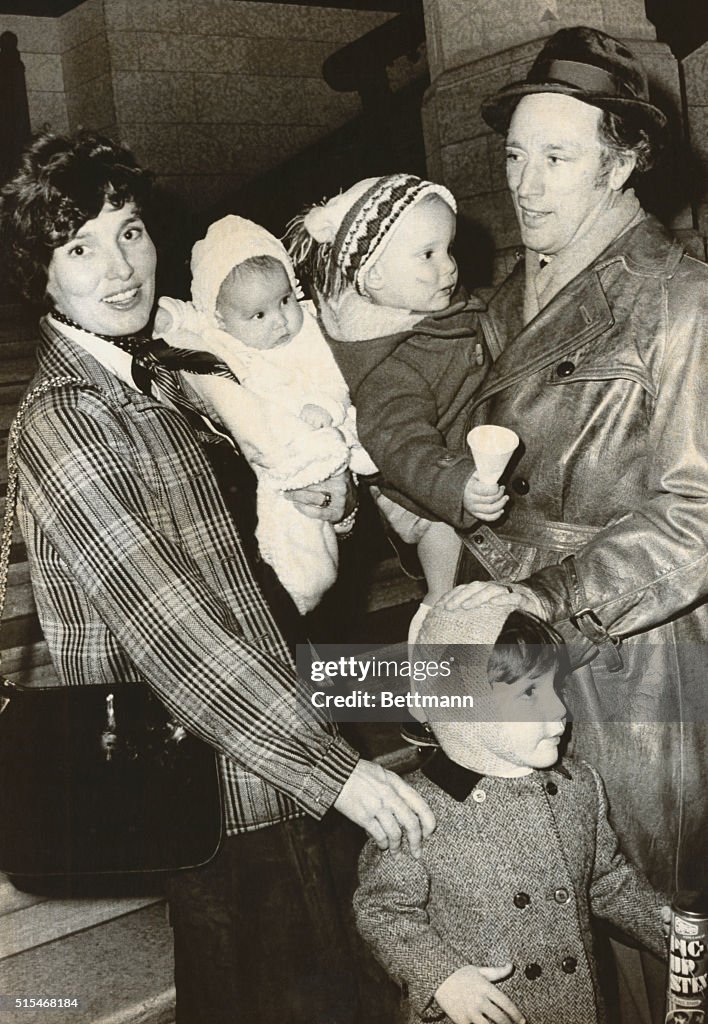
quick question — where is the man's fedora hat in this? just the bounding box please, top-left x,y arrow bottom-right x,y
482,26 -> 667,135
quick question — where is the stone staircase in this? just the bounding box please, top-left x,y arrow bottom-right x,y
0,302 -> 422,1024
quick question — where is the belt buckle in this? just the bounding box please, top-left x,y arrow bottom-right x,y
571,608 -> 623,672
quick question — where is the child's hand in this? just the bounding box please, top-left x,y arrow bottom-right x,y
435,964 -> 525,1024
662,905 -> 672,938
463,473 -> 509,521
301,403 -> 334,429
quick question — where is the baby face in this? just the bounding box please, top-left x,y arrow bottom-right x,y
364,195 -> 458,313
217,262 -> 303,350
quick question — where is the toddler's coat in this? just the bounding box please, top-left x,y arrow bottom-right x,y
355,753 -> 665,1024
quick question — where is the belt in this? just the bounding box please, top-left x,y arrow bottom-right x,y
495,513 -> 602,553
458,514 -> 602,583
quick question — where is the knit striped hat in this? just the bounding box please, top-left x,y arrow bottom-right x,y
285,173 -> 456,298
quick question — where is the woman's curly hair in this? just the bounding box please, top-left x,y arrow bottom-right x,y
0,130 -> 154,305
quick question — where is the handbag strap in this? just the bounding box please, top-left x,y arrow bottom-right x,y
0,375 -> 90,674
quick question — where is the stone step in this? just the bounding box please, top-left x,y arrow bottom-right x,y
0,902 -> 175,1024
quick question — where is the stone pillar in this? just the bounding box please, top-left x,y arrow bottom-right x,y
421,0 -> 688,286
682,42 -> 708,256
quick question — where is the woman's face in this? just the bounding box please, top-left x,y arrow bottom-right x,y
46,200 -> 156,336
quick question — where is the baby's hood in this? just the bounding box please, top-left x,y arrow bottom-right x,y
190,215 -> 298,319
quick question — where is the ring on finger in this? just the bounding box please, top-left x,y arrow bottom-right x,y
320,491 -> 332,509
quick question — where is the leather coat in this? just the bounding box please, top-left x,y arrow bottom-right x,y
458,216 -> 708,892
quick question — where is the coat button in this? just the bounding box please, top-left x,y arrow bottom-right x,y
554,887 -> 570,904
472,788 -> 486,803
556,360 -> 575,378
525,963 -> 542,980
512,477 -> 529,495
514,892 -> 531,909
545,781 -> 558,795
561,956 -> 578,974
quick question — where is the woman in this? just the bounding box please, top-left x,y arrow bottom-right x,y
0,130 -> 434,1024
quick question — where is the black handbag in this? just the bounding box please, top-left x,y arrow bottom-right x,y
0,375 -> 222,891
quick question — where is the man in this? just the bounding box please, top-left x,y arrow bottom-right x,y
447,26 -> 707,1023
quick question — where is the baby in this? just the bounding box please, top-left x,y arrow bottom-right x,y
354,602 -> 668,1024
287,174 -> 507,644
155,215 -> 375,615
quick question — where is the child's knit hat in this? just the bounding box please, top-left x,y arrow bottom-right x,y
416,602 -> 513,704
416,601 -> 565,724
190,215 -> 298,320
285,173 -> 456,298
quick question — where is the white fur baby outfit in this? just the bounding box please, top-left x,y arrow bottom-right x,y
157,216 -> 374,614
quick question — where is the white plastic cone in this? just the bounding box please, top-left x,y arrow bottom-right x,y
467,425 -> 519,484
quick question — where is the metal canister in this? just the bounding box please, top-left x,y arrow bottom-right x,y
665,890 -> 708,1024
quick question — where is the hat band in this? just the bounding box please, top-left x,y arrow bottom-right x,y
531,59 -> 637,99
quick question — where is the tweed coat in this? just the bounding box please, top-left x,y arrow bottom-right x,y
15,320 -> 359,836
456,216 -> 708,893
354,754 -> 666,1024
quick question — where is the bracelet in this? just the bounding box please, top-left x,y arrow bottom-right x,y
333,504 -> 358,538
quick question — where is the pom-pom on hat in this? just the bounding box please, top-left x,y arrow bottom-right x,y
481,26 -> 667,137
191,214 -> 298,320
285,173 -> 456,298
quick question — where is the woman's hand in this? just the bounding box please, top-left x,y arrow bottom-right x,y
334,759 -> 436,858
285,469 -> 356,523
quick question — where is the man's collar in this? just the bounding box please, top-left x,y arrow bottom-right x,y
422,748 -> 571,802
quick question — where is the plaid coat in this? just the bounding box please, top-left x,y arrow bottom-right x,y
15,319 -> 358,835
354,754 -> 666,1024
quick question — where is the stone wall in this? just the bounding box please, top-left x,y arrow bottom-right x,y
2,13 -> 67,135
2,0 -> 392,213
111,0 -> 392,212
61,0 -> 116,135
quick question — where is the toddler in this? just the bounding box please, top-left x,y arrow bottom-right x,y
155,215 -> 376,615
287,174 -> 508,644
354,602 -> 668,1024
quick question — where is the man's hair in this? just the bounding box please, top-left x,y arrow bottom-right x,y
487,610 -> 566,685
598,108 -> 657,178
0,130 -> 153,305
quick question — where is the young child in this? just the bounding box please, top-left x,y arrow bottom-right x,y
354,603 -> 668,1024
154,215 -> 376,615
286,174 -> 508,643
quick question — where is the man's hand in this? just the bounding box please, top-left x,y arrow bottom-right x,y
285,469 -> 356,523
435,964 -> 524,1024
334,759 -> 436,858
440,581 -> 545,618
